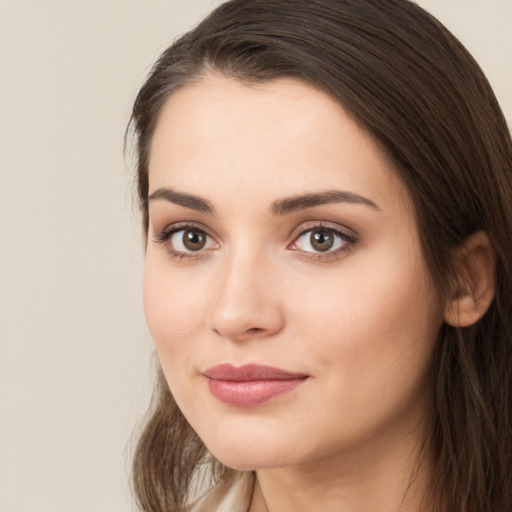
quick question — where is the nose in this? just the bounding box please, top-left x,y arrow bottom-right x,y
208,251 -> 285,342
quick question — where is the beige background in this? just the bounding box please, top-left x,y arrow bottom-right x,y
0,1 -> 510,511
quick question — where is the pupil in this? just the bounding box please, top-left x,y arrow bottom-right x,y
311,230 -> 333,252
184,230 -> 206,251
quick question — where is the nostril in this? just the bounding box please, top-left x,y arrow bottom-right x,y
209,290 -> 285,341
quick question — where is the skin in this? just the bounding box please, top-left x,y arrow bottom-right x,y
144,74 -> 446,511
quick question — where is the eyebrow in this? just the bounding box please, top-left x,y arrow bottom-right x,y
147,188 -> 215,214
146,187 -> 379,216
270,190 -> 380,216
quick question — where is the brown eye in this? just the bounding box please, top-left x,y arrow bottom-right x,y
310,230 -> 334,252
183,229 -> 207,251
165,227 -> 214,254
292,226 -> 352,257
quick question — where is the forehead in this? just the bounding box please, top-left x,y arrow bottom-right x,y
148,74 -> 411,216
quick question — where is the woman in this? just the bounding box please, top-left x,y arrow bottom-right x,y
128,0 -> 512,510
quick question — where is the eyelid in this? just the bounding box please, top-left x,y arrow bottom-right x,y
288,220 -> 358,241
153,221 -> 212,241
152,219 -> 358,262
153,221 -> 219,260
287,221 -> 358,260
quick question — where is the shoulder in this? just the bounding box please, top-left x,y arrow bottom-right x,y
186,471 -> 254,512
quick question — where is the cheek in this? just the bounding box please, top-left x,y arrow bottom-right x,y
288,262 -> 441,445
143,257 -> 208,357
293,252 -> 442,384
143,260 -> 216,425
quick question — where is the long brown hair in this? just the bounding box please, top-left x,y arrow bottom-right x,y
128,1 -> 512,510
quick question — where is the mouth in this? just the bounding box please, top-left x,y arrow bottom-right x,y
202,363 -> 309,407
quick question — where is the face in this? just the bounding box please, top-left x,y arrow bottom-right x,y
144,75 -> 444,471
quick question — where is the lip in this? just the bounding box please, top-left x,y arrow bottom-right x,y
203,363 -> 309,407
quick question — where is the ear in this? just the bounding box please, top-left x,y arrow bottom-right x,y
444,231 -> 496,327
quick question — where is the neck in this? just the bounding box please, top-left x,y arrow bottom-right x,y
249,424 -> 432,512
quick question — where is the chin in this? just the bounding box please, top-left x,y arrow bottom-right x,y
199,423 -> 300,471
210,447 -> 292,472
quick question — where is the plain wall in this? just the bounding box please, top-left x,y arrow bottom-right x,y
0,1 -> 510,511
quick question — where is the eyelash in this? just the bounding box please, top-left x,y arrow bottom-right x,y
153,222 -> 216,261
153,221 -> 357,262
289,222 -> 357,261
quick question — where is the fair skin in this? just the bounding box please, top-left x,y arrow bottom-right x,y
144,74 -> 447,511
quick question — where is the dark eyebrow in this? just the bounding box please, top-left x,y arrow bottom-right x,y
147,187 -> 215,214
270,190 -> 380,216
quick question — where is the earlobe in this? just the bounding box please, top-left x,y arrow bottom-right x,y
444,231 -> 496,328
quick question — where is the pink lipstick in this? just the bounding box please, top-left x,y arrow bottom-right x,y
203,364 -> 308,407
